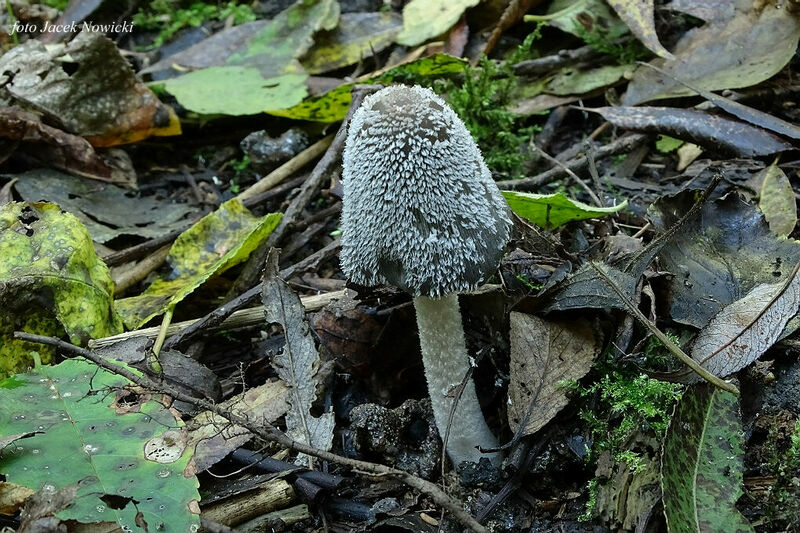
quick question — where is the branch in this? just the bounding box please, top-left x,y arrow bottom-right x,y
13,332 -> 488,533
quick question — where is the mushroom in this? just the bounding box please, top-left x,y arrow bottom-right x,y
340,85 -> 512,468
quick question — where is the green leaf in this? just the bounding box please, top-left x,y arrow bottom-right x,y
0,359 -> 200,531
0,202 -> 122,377
395,0 -> 479,46
115,199 -> 281,329
758,160 -> 797,238
661,383 -> 754,533
502,191 -> 628,229
161,0 -> 339,115
656,134 -> 684,153
269,53 -> 465,122
162,67 -> 308,115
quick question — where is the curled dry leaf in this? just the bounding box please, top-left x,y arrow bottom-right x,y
757,161 -> 797,238
507,313 -> 598,437
686,263 -> 800,380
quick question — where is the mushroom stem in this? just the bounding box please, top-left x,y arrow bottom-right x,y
413,294 -> 501,468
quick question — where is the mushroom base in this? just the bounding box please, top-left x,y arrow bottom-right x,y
413,294 -> 501,468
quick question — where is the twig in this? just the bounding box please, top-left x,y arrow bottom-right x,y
93,290 -> 345,349
113,244 -> 171,293
14,332 -> 489,533
236,136 -> 334,202
530,145 -> 603,206
587,263 -> 739,395
161,241 -> 342,351
497,133 -> 649,191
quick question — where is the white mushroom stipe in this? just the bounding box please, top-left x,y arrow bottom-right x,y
414,294 -> 500,466
341,85 -> 511,468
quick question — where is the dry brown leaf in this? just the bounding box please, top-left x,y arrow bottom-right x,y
186,381 -> 290,476
507,313 -> 598,437
689,263 -> 800,379
0,481 -> 35,515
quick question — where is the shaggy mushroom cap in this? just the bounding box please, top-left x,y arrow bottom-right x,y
341,85 -> 512,298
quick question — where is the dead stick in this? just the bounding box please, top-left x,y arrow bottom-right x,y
497,133 -> 649,190
14,332 -> 489,533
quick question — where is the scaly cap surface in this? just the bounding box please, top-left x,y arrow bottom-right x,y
340,85 -> 511,297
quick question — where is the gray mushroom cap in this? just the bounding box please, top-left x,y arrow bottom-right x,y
340,85 -> 512,298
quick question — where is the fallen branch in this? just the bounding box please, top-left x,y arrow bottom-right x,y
15,332 -> 489,533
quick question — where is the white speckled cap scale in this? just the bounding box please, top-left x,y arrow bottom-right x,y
340,85 -> 511,298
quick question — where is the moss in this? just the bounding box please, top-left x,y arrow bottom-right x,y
436,28 -> 544,178
580,370 -> 682,471
133,0 -> 256,50
574,23 -> 650,65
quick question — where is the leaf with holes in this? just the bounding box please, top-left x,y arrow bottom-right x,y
0,358 -> 200,531
661,383 -> 753,533
0,202 -> 122,377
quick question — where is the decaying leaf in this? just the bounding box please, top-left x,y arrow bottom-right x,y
624,1 -> 800,105
649,192 -> 800,328
115,199 -> 281,329
607,0 -> 673,59
0,107 -> 136,186
503,190 -> 628,229
544,64 -> 631,96
587,107 -> 794,157
268,54 -> 465,122
186,381 -> 290,475
662,383 -> 753,533
539,261 -> 639,313
14,169 -> 193,244
757,161 -> 797,238
0,32 -> 180,146
0,202 -> 122,376
263,251 -> 334,466
534,0 -> 628,39
302,12 -> 403,74
0,481 -> 35,516
395,0 -> 479,46
683,264 -> 800,380
507,313 -> 597,437
0,358 -> 200,530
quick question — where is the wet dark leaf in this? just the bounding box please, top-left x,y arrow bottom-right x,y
649,192 -> 800,328
588,106 -> 794,157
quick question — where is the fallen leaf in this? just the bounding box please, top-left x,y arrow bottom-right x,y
507,313 -> 597,437
268,54 -> 465,122
263,250 -> 334,466
0,481 -> 35,515
607,0 -> 673,59
661,383 -> 753,533
684,264 -> 800,380
395,0 -> 479,46
13,169 -> 193,244
0,107 -> 136,186
624,1 -> 800,104
544,64 -> 631,96
503,190 -> 628,229
157,0 -> 339,116
0,359 -> 200,530
649,192 -> 800,328
758,161 -> 797,238
532,0 -> 627,39
302,12 -> 403,74
0,202 -> 122,376
115,199 -> 281,329
186,381 -> 290,475
0,32 -> 180,146
587,106 -> 794,157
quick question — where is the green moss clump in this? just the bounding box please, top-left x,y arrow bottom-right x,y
580,371 -> 682,472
